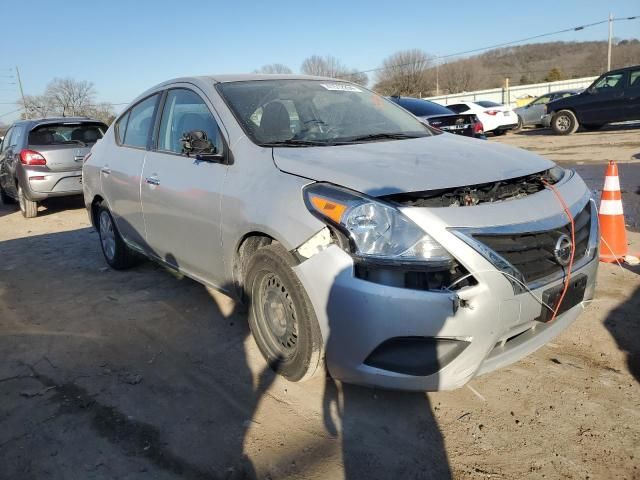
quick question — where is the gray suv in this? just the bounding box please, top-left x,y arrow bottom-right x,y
0,117 -> 107,217
83,75 -> 598,391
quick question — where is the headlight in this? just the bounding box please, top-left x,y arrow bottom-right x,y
303,183 -> 453,265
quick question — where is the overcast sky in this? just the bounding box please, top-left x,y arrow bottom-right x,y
1,0 -> 638,121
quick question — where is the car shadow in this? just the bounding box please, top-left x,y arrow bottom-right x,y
0,195 -> 84,219
603,279 -> 640,383
322,266 -> 452,479
514,121 -> 640,136
0,227 -> 453,479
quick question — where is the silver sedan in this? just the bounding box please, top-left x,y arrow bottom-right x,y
83,75 -> 598,391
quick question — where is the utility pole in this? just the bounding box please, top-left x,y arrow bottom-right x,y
607,12 -> 613,71
435,57 -> 440,96
15,66 -> 26,114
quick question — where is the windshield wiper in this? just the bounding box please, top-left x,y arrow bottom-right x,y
338,132 -> 423,143
260,139 -> 335,147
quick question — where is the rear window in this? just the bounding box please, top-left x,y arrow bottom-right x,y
29,122 -> 106,146
393,98 -> 454,117
475,100 -> 501,108
447,104 -> 470,113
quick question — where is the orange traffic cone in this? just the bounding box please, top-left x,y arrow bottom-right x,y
599,161 -> 628,263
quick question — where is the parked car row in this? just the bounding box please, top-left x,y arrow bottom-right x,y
0,74 -> 601,392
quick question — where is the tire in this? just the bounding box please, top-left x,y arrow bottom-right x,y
551,110 -> 579,135
512,115 -> 523,132
17,185 -> 38,218
493,129 -> 506,136
582,123 -> 604,131
96,203 -> 137,270
245,243 -> 324,382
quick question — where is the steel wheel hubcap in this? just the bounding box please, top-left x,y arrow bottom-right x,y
258,273 -> 298,358
557,116 -> 570,131
99,211 -> 116,261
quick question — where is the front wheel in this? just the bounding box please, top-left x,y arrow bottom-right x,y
18,185 -> 38,218
246,244 -> 324,382
551,110 -> 579,135
97,204 -> 138,270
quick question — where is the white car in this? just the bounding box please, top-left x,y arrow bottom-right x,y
446,101 -> 518,136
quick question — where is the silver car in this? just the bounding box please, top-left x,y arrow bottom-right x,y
83,75 -> 598,391
514,90 -> 581,130
0,117 -> 106,217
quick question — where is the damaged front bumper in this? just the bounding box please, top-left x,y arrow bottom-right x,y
292,170 -> 599,391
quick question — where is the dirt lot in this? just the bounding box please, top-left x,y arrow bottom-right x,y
1,127 -> 640,479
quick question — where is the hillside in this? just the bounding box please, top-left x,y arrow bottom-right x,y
435,39 -> 640,94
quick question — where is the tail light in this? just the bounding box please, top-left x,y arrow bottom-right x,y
20,149 -> 47,166
484,110 -> 500,116
473,118 -> 484,134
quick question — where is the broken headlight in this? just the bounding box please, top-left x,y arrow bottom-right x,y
303,183 -> 453,265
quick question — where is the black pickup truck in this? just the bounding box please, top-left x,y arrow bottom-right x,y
545,65 -> 640,135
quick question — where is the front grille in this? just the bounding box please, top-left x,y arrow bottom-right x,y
473,204 -> 591,284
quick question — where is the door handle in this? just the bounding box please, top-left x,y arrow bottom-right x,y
145,176 -> 160,186
101,166 -> 111,175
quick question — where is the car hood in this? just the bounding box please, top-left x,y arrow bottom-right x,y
272,133 -> 554,196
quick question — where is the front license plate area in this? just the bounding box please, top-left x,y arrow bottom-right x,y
536,274 -> 587,323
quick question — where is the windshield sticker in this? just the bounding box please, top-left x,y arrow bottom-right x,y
320,83 -> 362,92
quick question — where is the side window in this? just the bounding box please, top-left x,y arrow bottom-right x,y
157,89 -> 222,155
10,126 -> 25,149
531,95 -> 552,105
629,69 -> 640,88
123,94 -> 159,149
592,73 -> 624,91
115,110 -> 131,144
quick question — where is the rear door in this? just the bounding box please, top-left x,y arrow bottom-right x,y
579,71 -> 627,124
102,93 -> 161,248
625,68 -> 640,121
0,125 -> 25,198
140,86 -> 227,285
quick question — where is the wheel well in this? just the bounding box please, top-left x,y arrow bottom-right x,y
234,233 -> 276,291
90,195 -> 104,229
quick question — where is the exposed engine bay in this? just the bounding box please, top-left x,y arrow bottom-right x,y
381,168 -> 563,207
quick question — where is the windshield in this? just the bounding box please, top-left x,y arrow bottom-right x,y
217,80 -> 431,146
28,122 -> 106,146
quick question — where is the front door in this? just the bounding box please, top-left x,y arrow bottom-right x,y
140,87 -> 228,286
580,71 -> 627,124
625,68 -> 640,121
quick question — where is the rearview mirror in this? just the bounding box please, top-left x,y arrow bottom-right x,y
180,130 -> 223,162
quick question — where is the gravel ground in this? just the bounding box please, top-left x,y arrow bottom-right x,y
1,127 -> 639,479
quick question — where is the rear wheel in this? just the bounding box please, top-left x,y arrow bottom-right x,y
493,129 -> 507,136
246,244 -> 324,382
551,110 -> 579,135
97,204 -> 137,270
18,185 -> 38,218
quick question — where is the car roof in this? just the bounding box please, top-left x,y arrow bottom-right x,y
12,117 -> 104,127
159,73 -> 338,85
605,64 -> 639,74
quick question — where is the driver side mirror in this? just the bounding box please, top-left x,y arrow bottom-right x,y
180,130 -> 224,163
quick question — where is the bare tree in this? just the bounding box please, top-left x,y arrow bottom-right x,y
46,78 -> 95,117
374,49 -> 435,96
254,63 -> 293,74
300,55 -> 368,86
19,77 -> 115,122
438,58 -> 486,94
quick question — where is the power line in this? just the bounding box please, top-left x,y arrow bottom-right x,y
341,15 -> 639,78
